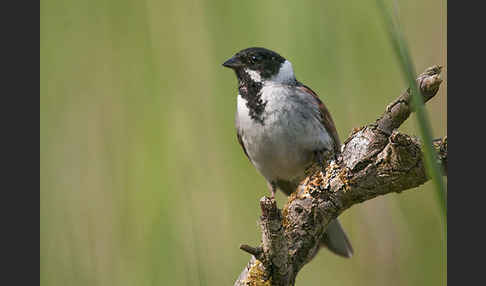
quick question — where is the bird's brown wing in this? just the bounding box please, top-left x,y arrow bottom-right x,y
297,83 -> 341,153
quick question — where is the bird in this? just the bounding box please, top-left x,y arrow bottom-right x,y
222,47 -> 353,258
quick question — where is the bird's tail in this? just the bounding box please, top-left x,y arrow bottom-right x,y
320,219 -> 353,258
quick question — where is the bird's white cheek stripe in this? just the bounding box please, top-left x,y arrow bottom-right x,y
271,60 -> 295,83
245,69 -> 262,82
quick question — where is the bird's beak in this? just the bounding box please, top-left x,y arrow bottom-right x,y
222,55 -> 243,69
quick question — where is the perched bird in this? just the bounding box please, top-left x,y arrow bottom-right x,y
222,47 -> 353,258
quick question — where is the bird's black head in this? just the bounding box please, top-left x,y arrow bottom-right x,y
222,47 -> 293,83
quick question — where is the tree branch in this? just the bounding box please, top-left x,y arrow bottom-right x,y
376,65 -> 442,134
234,65 -> 446,286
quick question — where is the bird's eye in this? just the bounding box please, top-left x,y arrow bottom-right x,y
250,55 -> 262,63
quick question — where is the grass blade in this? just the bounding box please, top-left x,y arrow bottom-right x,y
376,0 -> 447,222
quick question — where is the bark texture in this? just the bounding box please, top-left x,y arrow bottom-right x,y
234,65 -> 446,286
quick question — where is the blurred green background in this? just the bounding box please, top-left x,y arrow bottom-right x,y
40,0 -> 447,285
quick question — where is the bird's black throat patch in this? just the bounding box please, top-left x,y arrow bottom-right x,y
225,47 -> 288,125
237,69 -> 266,125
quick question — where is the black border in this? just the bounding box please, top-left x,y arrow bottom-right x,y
3,1 -> 39,285
448,1 -> 484,285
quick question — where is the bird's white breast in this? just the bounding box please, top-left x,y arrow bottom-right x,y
236,84 -> 333,183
